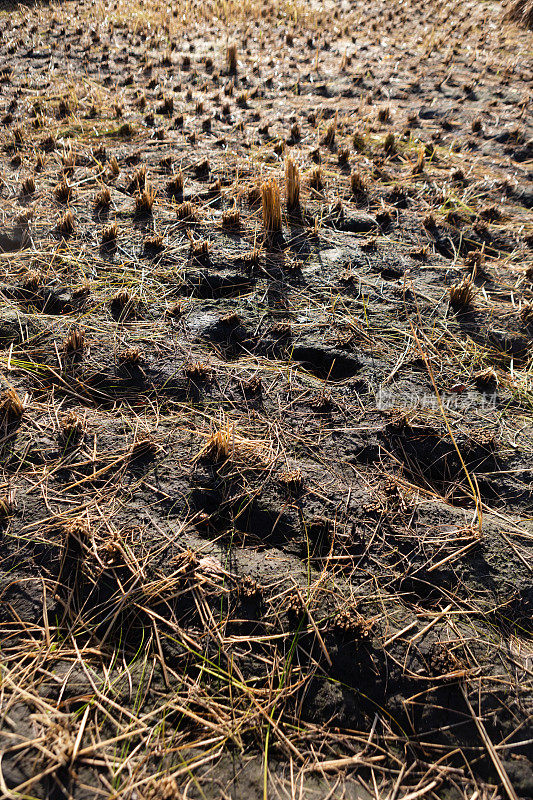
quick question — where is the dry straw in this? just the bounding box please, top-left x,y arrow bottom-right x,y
261,178 -> 282,235
285,157 -> 300,211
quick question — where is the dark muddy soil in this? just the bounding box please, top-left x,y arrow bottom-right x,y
0,0 -> 532,797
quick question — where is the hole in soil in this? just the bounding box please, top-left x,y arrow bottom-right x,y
381,266 -> 404,280
384,425 -> 497,499
485,587 -> 533,637
12,288 -> 78,315
292,345 -> 361,381
182,270 -> 254,299
190,484 -> 297,547
396,568 -> 458,608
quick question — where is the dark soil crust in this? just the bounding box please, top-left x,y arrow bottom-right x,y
0,0 -> 532,798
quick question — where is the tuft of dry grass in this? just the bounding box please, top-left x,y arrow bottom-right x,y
377,105 -> 392,123
337,147 -> 350,166
290,122 -> 300,142
285,157 -> 300,211
350,171 -> 368,197
190,237 -> 210,259
134,183 -> 155,215
412,147 -> 425,175
144,233 -> 164,252
21,176 -> 35,196
111,289 -> 131,310
449,276 -> 476,308
279,468 -> 304,493
59,410 -> 85,445
353,131 -> 366,151
129,436 -> 159,460
94,186 -> 111,208
166,171 -> 184,198
247,183 -> 262,206
23,270 -> 42,291
197,417 -> 268,466
226,43 -> 238,74
242,246 -> 261,267
261,178 -> 282,235
0,388 -> 24,420
64,327 -> 85,354
108,155 -> 120,177
308,167 -> 324,191
383,132 -> 396,153
61,147 -> 76,175
176,201 -> 195,221
101,222 -> 118,247
222,205 -> 241,230
54,179 -> 72,203
184,360 -> 212,381
199,420 -> 236,462
119,346 -> 142,365
320,114 -> 337,148
57,210 -> 75,236
128,165 -> 146,195
118,121 -> 135,138
159,95 -> 174,115
12,127 -> 24,146
0,492 -> 14,520
110,289 -> 137,320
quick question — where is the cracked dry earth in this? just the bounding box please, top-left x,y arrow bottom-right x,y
0,0 -> 532,798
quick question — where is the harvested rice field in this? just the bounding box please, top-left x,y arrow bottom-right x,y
0,0 -> 532,797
